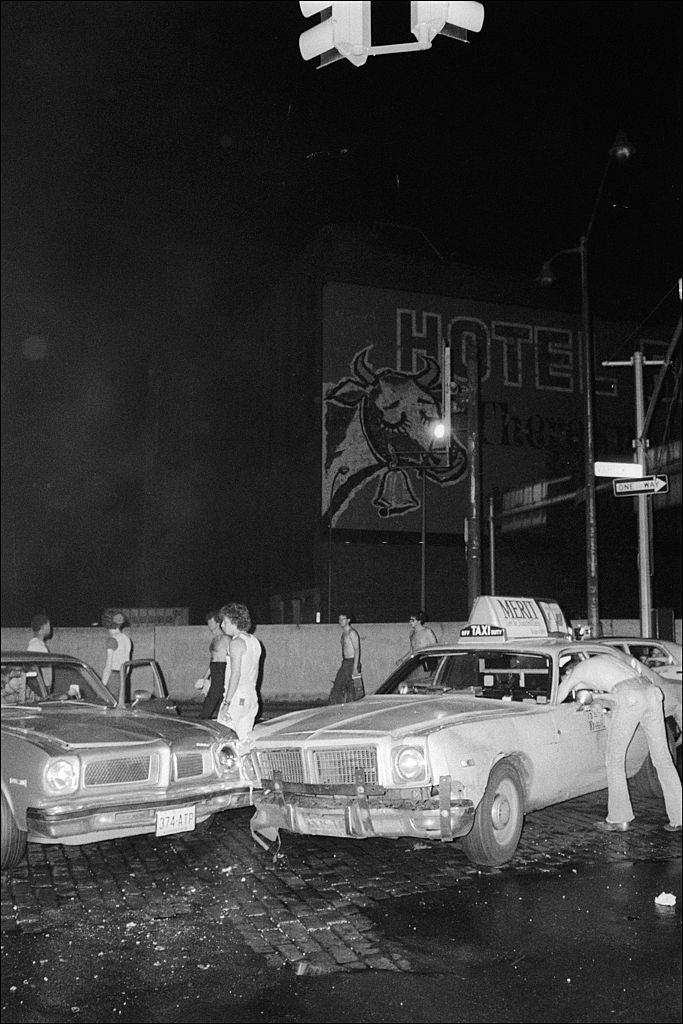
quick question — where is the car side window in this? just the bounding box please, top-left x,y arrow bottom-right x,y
377,654 -> 444,693
476,652 -> 552,702
125,662 -> 164,700
628,643 -> 672,668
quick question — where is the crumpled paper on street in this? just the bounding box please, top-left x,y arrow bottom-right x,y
654,891 -> 676,906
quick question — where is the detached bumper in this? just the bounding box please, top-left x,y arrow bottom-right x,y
26,787 -> 254,845
251,776 -> 474,843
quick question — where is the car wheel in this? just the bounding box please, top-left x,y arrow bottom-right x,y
459,760 -> 524,867
1,791 -> 27,871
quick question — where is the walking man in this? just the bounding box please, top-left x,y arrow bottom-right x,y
329,611 -> 364,704
217,602 -> 261,743
558,652 -> 682,833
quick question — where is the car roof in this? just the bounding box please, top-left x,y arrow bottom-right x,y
596,637 -> 677,644
404,638 -> 572,655
1,650 -> 85,664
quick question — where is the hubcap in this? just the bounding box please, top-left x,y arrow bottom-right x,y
490,778 -> 519,841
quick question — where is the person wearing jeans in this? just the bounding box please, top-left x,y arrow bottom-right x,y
559,653 -> 682,833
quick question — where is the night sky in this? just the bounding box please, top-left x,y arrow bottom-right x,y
1,1 -> 681,625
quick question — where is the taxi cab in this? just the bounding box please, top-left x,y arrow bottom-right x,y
249,597 -> 655,866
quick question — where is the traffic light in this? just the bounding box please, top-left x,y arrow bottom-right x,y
299,1 -> 371,68
299,0 -> 484,68
411,1 -> 484,47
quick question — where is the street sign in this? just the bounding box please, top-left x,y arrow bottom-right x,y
613,475 -> 669,497
595,461 -> 643,478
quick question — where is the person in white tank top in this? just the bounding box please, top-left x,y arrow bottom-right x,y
101,611 -> 133,698
217,602 -> 261,742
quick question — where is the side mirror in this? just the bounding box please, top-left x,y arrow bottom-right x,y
131,689 -> 153,706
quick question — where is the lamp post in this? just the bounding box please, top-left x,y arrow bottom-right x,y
539,131 -> 635,638
327,465 -> 349,622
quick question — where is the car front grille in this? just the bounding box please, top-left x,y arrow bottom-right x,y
257,747 -> 378,786
83,756 -> 152,787
175,752 -> 205,779
314,748 -> 378,785
257,748 -> 305,784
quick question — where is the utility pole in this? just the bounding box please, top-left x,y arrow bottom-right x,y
603,352 -> 665,635
466,336 -> 482,610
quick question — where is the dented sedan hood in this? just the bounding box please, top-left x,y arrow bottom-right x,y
2,705 -> 226,750
252,693 -> 542,744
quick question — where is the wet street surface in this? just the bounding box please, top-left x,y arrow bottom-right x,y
2,771 -> 681,1022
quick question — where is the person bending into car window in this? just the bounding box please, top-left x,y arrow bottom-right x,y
199,610 -> 231,719
558,653 -> 682,834
216,602 -> 261,743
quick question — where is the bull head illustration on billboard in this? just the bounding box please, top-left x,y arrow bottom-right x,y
324,346 -> 468,521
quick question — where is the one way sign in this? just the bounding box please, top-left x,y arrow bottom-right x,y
613,475 -> 669,497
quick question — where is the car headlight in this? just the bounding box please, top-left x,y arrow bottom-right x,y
392,745 -> 428,784
44,758 -> 79,794
214,742 -> 239,773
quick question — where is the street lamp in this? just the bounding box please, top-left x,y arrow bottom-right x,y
539,131 -> 635,638
327,465 -> 349,622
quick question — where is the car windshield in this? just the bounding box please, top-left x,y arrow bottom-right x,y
376,649 -> 553,703
1,660 -> 115,708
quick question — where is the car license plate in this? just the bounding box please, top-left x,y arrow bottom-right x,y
156,806 -> 196,836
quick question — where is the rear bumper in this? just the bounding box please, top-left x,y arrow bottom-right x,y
26,787 -> 253,845
251,777 -> 474,842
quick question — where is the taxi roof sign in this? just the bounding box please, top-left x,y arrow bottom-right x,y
463,596 -> 571,641
459,623 -> 507,639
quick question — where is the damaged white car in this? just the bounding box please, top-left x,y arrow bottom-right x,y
249,597 -> 674,866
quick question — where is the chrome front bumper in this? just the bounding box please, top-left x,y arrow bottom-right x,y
251,775 -> 474,843
26,787 -> 254,844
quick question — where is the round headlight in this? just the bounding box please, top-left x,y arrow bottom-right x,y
393,745 -> 427,783
215,743 -> 238,772
45,758 -> 79,793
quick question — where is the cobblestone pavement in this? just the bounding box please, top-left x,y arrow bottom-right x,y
2,784 -> 680,977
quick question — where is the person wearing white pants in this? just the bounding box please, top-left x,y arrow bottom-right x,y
559,653 -> 682,833
216,602 -> 261,743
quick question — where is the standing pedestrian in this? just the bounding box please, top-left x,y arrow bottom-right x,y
408,611 -> 438,653
27,613 -> 52,692
199,610 -> 231,719
27,613 -> 51,653
101,610 -> 133,699
329,611 -> 364,704
216,602 -> 262,743
558,653 -> 682,833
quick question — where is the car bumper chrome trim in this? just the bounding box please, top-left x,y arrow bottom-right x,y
251,787 -> 474,842
25,787 -> 254,842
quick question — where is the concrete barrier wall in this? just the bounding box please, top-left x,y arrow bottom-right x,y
2,618 -> 680,704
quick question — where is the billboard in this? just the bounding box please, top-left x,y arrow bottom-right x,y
321,282 -> 639,533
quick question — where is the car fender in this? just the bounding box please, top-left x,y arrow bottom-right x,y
426,725 -> 534,810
